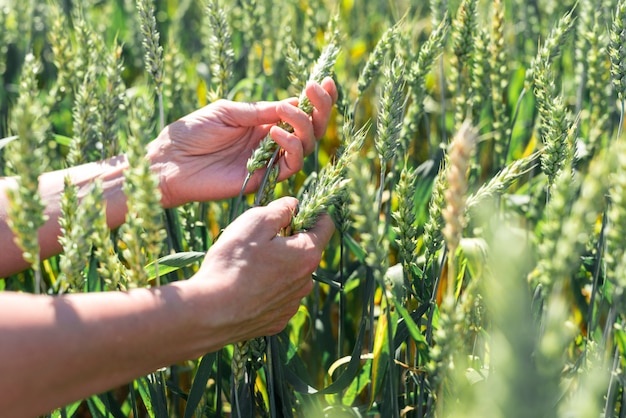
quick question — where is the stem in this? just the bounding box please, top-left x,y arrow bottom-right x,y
426,247 -> 447,345
266,337 -> 277,417
383,290 -> 400,418
34,262 -> 41,295
587,213 -> 607,340
254,148 -> 281,207
216,349 -> 223,415
503,87 -> 527,169
154,258 -> 160,287
157,90 -> 165,132
604,346 -> 621,418
446,249 -> 456,301
232,173 -> 252,219
618,99 -> 624,140
338,231 -> 345,357
439,56 -> 447,145
377,166 -> 387,217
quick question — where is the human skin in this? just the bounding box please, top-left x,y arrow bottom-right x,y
0,78 -> 337,417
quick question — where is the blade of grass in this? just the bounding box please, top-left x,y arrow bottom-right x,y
184,352 -> 217,418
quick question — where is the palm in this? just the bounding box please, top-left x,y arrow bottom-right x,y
148,101 -> 285,207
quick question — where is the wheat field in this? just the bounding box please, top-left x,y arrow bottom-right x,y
1,0 -> 626,416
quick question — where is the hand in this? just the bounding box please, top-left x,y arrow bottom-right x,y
190,197 -> 335,342
147,78 -> 338,208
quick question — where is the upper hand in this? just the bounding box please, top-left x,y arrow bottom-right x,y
147,77 -> 338,208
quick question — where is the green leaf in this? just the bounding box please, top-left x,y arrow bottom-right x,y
86,395 -> 112,418
184,353 -> 217,418
137,372 -> 169,418
370,307 -> 390,405
390,297 -> 427,346
144,251 -> 205,280
344,234 -> 367,262
341,358 -> 372,406
53,133 -> 73,147
51,401 -> 82,418
0,135 -> 17,150
459,238 -> 488,279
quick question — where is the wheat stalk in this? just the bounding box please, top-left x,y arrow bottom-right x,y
449,0 -> 478,130
120,92 -> 165,288
392,161 -> 419,293
533,56 -> 573,190
524,7 -> 575,90
205,0 -> 234,101
490,0 -> 510,167
90,181 -> 125,291
356,22 -> 400,97
442,121 -> 476,295
136,0 -> 165,130
291,121 -> 368,233
609,0 -> 626,138
465,151 -> 540,213
401,16 -> 449,152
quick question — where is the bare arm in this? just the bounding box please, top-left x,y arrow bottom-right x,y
0,155 -> 129,278
0,79 -> 338,416
0,198 -> 335,417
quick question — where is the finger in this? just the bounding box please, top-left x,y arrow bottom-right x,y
265,196 -> 299,230
275,213 -> 335,275
270,126 -> 304,178
321,77 -> 339,104
299,213 -> 335,249
231,196 -> 298,240
276,101 -> 316,156
211,100 -> 285,127
306,77 -> 337,139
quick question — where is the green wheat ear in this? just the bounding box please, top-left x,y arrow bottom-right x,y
401,15 -> 448,151
205,0 -> 234,101
524,7 -> 575,91
58,179 -> 105,292
375,57 -> 405,167
5,53 -> 49,292
392,161 -> 419,288
136,0 -> 163,93
120,92 -> 166,289
356,22 -> 400,97
442,121 -> 476,288
610,0 -> 626,138
490,0 -> 510,167
291,120 -> 367,233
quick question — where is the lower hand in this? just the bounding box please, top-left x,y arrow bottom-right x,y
189,196 -> 335,343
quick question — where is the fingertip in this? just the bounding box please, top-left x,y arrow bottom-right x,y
321,77 -> 338,104
305,77 -> 338,104
304,213 -> 335,247
268,195 -> 299,213
269,126 -> 305,176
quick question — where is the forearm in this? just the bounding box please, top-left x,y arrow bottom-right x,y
0,280 -> 219,417
0,155 -> 129,277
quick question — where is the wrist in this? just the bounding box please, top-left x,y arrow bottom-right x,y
171,273 -> 241,356
145,132 -> 178,209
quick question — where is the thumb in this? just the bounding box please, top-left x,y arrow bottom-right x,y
303,213 -> 335,248
265,196 -> 299,229
243,197 -> 298,239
